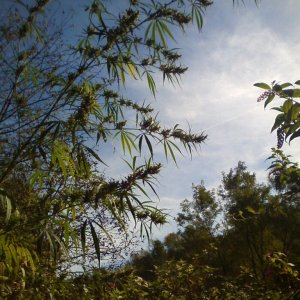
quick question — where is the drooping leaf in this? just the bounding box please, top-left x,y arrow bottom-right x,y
289,130 -> 300,142
89,221 -> 101,267
81,220 -> 87,257
166,140 -> 177,165
144,134 -> 153,157
83,145 -> 107,166
264,93 -> 275,109
146,72 -> 156,96
271,113 -> 285,132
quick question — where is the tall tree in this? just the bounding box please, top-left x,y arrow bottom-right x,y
130,162 -> 300,298
0,0 -> 210,296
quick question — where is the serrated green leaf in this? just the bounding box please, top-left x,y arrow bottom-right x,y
89,221 -> 100,267
147,72 -> 156,96
84,145 -> 107,166
120,131 -> 126,154
118,62 -> 125,84
135,183 -> 150,199
125,195 -> 136,223
144,21 -> 153,41
160,20 -> 175,41
163,140 -> 168,160
125,132 -> 137,153
157,21 -> 166,48
144,135 -> 153,157
81,220 -> 87,257
138,135 -> 143,153
151,20 -> 156,42
166,141 -> 177,165
192,5 -> 203,30
126,63 -> 138,79
123,158 -> 133,171
168,140 -> 183,156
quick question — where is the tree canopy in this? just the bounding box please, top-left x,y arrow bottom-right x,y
129,162 -> 300,298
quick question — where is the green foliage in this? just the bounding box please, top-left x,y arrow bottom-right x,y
255,80 -> 300,144
129,162 -> 300,298
0,0 -> 211,296
255,79 -> 300,200
267,148 -> 300,195
0,0 -> 284,297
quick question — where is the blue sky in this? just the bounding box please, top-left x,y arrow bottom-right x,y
64,0 -> 300,242
109,0 -> 300,239
7,0 -> 300,241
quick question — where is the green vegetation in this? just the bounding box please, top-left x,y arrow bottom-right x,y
129,162 -> 300,299
1,0 -> 300,299
0,0 -> 209,297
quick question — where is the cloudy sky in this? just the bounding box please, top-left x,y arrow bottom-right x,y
40,0 -> 300,240
116,0 -> 300,239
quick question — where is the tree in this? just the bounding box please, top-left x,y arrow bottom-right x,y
255,79 -> 300,277
256,81 -> 300,196
0,0 -> 211,296
129,162 -> 300,298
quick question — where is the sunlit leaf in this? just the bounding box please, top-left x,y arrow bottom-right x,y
254,82 -> 271,90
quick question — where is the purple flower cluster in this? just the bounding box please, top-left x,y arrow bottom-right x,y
257,90 -> 275,102
277,127 -> 284,149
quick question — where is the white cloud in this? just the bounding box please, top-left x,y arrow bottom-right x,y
140,1 -> 300,238
97,1 -> 300,241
